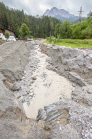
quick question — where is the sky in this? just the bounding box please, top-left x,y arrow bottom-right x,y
0,0 -> 92,17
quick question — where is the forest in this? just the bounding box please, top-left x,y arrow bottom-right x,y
0,2 -> 92,39
0,2 -> 61,38
54,17 -> 92,39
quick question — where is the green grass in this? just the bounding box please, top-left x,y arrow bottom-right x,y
44,39 -> 92,48
0,39 -> 6,45
0,39 -> 6,42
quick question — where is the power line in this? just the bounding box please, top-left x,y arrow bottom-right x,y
78,7 -> 83,23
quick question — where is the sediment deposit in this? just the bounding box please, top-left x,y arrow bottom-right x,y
0,41 -> 92,139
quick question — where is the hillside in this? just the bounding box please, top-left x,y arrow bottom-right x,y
55,15 -> 86,23
43,7 -> 86,23
0,2 -> 61,38
0,2 -> 90,40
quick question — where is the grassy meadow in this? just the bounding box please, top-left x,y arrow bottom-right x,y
44,38 -> 92,48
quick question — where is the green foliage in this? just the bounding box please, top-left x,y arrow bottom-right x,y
49,32 -> 52,42
72,26 -> 81,39
46,37 -> 50,41
57,34 -> 60,42
54,21 -> 72,39
1,2 -> 92,40
81,20 -> 87,29
45,39 -> 92,48
5,30 -> 10,39
53,38 -> 56,44
19,23 -> 30,38
0,2 -> 61,38
50,21 -> 54,36
0,38 -> 5,42
54,17 -> 92,39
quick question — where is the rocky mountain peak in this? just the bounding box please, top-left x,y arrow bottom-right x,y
44,9 -> 50,16
51,7 -> 58,11
43,7 -> 74,18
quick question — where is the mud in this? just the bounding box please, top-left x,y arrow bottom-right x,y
0,40 -> 92,139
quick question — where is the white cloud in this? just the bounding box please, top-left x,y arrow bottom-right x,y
0,0 -> 92,16
39,3 -> 51,12
24,0 -> 29,4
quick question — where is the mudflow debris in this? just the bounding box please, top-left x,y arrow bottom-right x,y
0,40 -> 92,139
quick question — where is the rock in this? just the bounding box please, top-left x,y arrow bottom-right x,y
29,80 -> 34,85
4,80 -> 13,90
69,72 -> 85,87
47,123 -> 80,139
87,86 -> 92,94
59,97 -> 62,100
44,124 -> 52,131
12,83 -> 21,91
43,43 -> 92,85
19,96 -> 24,101
72,86 -> 92,106
15,94 -> 20,99
72,83 -> 76,87
37,99 -> 92,138
37,103 -> 69,124
37,109 -> 47,121
30,93 -> 34,97
29,89 -> 34,94
0,41 -> 33,85
22,99 -> 25,103
23,93 -> 27,96
24,70 -> 26,74
31,76 -> 37,80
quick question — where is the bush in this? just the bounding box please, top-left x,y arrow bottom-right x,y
5,30 -> 10,39
19,23 -> 31,38
53,38 -> 56,44
46,37 -> 50,41
57,34 -> 60,42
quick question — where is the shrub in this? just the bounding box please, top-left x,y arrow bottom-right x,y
5,30 -> 10,39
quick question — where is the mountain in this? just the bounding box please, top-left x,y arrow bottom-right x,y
55,15 -> 78,22
43,7 -> 86,23
43,7 -> 74,18
35,14 -> 40,18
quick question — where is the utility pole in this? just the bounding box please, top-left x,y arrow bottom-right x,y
78,7 -> 83,23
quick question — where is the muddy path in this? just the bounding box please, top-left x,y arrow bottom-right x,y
14,42 -> 74,119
